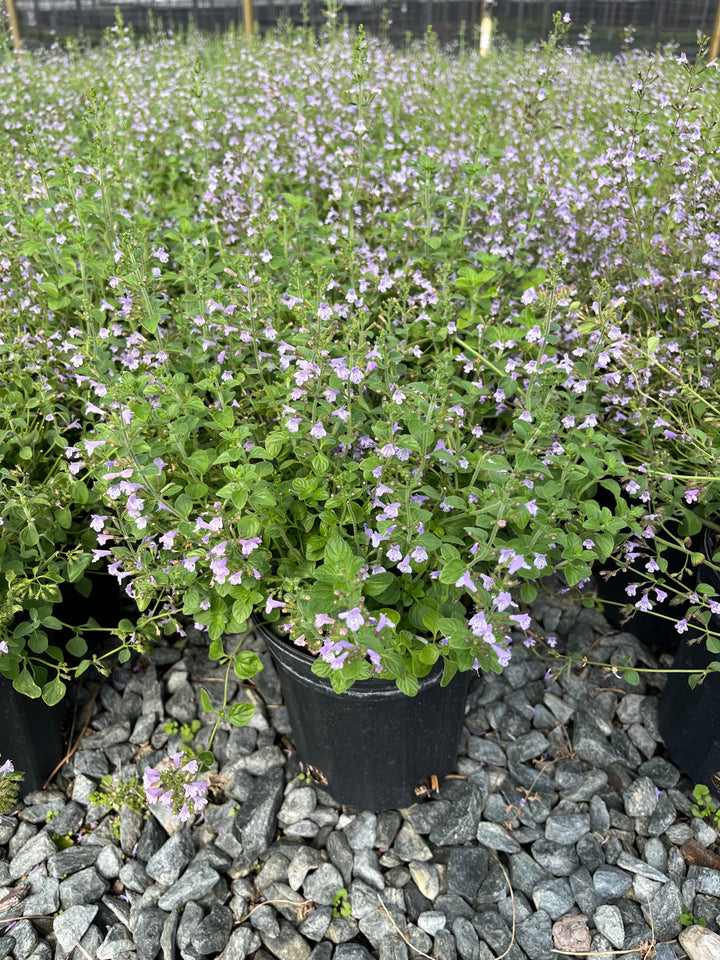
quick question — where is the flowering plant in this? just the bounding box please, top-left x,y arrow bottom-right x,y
143,752 -> 210,823
75,252 -> 645,694
0,758 -> 23,816
587,302 -> 720,651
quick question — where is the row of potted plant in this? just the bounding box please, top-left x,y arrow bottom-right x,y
0,21 -> 719,807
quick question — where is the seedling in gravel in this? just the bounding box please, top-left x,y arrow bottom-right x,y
0,759 -> 23,816
680,906 -> 706,927
89,774 -> 148,820
691,784 -> 720,830
332,888 -> 351,918
163,719 -> 202,746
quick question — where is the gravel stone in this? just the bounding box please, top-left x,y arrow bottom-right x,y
47,844 -> 101,878
531,878 -> 575,920
406,861 -> 438,900
417,912 -> 446,936
544,813 -> 590,845
623,777 -> 659,818
452,917 -> 480,960
287,847 -> 325,891
447,847 -> 489,901
146,829 -> 196,885
690,868 -> 720,897
344,813 -> 377,851
9,832 -> 58,880
95,844 -> 124,880
593,905 -> 624,949
531,840 -> 579,877
59,866 -> 109,908
593,866 -> 633,899
515,910 -> 553,960
134,908 -> 166,960
303,862 -> 346,905
353,848 -> 385,891
476,822 -> 521,854
678,925 -> 720,960
641,879 -> 682,941
192,904 -> 234,955
393,823 -> 433,862
429,781 -> 486,846
279,788 -> 317,825
232,766 -> 285,864
53,904 -> 99,952
157,862 -> 221,911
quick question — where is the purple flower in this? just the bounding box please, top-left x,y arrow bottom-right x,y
338,607 -> 364,632
310,422 -> 327,439
398,554 -> 413,574
635,595 -> 653,612
239,537 -> 262,556
0,759 -> 13,774
684,488 -> 700,504
265,597 -> 285,615
675,618 -> 689,634
314,613 -> 335,628
375,612 -> 395,633
493,592 -> 517,612
509,613 -> 532,630
285,417 -> 302,433
455,571 -> 478,593
469,611 -> 494,641
0,641 -> 9,655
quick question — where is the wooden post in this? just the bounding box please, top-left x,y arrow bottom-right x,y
243,0 -> 253,34
710,0 -> 720,61
4,0 -> 21,52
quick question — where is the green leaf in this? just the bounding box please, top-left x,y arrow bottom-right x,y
208,639 -> 225,660
13,668 -> 42,698
395,674 -> 419,696
139,312 -> 159,334
364,572 -> 394,596
227,703 -> 255,727
187,449 -> 211,476
323,531 -> 355,573
233,650 -> 264,680
292,476 -> 318,500
42,678 -> 66,706
20,525 -> 39,548
66,635 -> 88,657
520,582 -> 537,604
306,535 -> 326,561
311,453 -> 330,475
439,559 -> 466,585
622,668 -> 640,686
200,687 -> 213,712
231,599 -> 253,625
197,751 -> 214,772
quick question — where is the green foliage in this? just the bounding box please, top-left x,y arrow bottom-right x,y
331,888 -> 351,918
691,784 -> 720,830
680,906 -> 707,928
89,774 -> 148,821
0,24 -> 718,701
0,758 -> 23,815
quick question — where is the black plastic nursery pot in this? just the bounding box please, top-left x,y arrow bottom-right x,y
0,676 -> 67,793
658,526 -> 720,796
257,623 -> 470,811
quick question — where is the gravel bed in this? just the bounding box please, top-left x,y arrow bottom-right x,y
2,589 -> 720,960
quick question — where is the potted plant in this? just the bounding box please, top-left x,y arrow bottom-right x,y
62,242 -> 648,808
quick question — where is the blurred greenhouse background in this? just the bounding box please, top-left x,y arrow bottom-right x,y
5,0 -> 718,52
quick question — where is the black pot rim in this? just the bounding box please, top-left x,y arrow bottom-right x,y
254,620 -> 449,700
